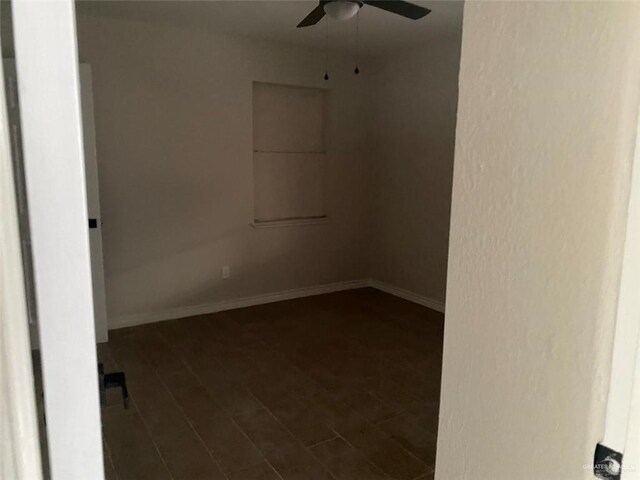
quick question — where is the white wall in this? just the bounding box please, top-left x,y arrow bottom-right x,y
75,14 -> 370,326
367,33 -> 462,304
7,0 -> 461,332
437,2 -> 640,479
74,11 -> 463,328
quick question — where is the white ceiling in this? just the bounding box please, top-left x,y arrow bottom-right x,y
75,0 -> 464,55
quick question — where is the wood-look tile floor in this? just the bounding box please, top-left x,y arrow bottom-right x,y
99,288 -> 443,480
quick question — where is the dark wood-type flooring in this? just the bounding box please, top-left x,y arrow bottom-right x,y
99,288 -> 443,480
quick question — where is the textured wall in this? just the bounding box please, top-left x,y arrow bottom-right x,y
437,2 -> 640,479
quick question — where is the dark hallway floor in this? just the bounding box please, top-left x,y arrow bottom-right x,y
99,287 -> 443,480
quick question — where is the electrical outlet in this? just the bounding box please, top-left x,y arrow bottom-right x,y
222,266 -> 230,279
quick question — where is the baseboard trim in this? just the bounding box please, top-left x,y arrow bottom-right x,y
109,278 -> 445,330
109,279 -> 369,330
367,279 -> 446,313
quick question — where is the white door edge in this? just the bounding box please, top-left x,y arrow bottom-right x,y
0,48 -> 43,480
12,1 -> 105,479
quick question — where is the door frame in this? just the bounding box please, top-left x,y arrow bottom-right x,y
79,63 -> 108,344
0,45 -> 43,480
613,106 -> 640,479
585,43 -> 640,477
12,1 -> 104,478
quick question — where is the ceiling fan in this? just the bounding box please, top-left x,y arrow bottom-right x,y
297,0 -> 431,28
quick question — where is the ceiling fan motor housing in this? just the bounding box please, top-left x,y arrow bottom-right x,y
323,1 -> 363,21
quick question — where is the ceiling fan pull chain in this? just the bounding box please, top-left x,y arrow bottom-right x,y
324,17 -> 330,80
354,10 -> 360,74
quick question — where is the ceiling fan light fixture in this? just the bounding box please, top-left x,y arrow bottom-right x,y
324,1 -> 360,21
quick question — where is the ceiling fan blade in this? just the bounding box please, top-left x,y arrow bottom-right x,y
297,3 -> 326,28
363,1 -> 431,20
